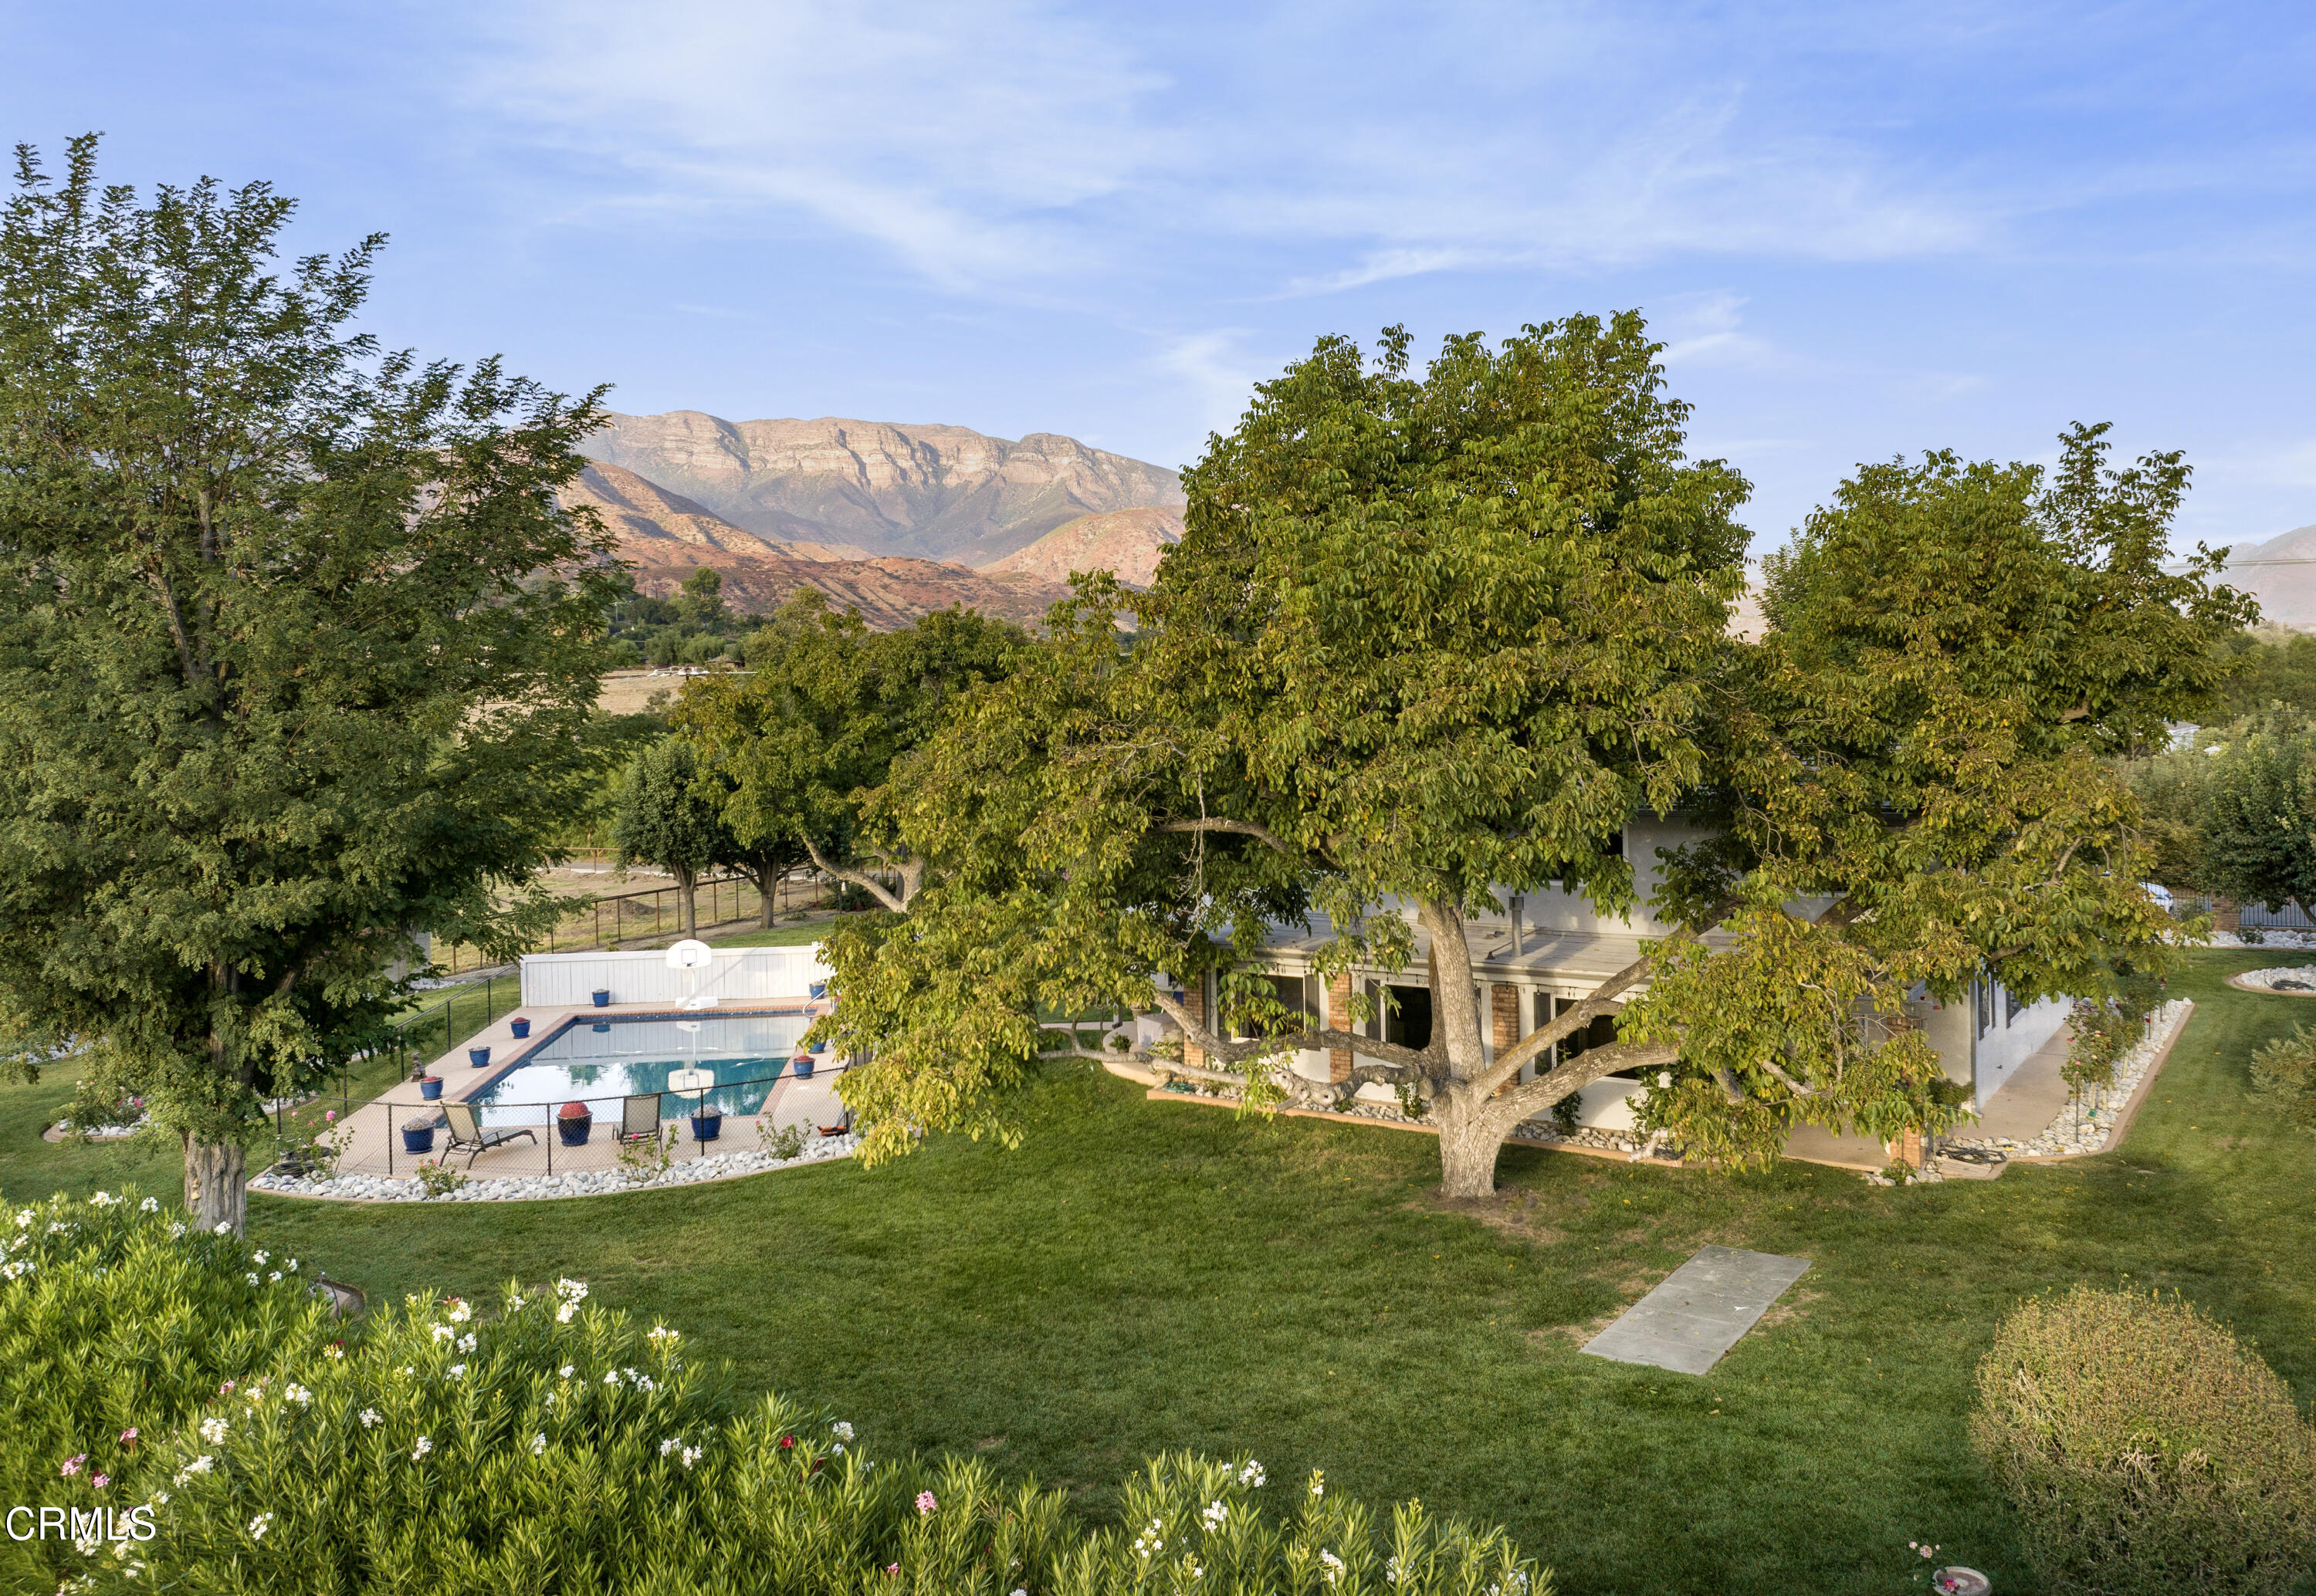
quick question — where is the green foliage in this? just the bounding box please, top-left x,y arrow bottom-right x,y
32,1246 -> 1551,1593
2122,710 -> 2316,910
2247,1022 -> 2316,1133
0,139 -> 621,1219
0,1188 -> 336,1589
615,737 -> 739,935
758,1120 -> 808,1160
1972,1285 -> 2316,1595
2211,625 -> 2316,719
413,1158 -> 467,1198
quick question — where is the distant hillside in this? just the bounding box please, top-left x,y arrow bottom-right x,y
979,506 -> 1183,587
561,460 -> 1071,631
2216,523 -> 2316,628
577,411 -> 1184,566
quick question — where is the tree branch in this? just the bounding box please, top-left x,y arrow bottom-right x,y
800,836 -> 908,915
1143,987 -> 1427,1074
1155,817 -> 1295,856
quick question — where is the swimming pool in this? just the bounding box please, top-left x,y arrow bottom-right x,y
469,1013 -> 828,1124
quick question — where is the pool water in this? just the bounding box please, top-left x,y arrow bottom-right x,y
469,1013 -> 827,1124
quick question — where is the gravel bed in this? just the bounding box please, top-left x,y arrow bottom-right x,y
2230,965 -> 2316,991
249,1134 -> 859,1202
1944,999 -> 2190,1160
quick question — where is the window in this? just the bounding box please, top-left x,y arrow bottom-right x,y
1383,983 -> 1432,1050
1231,975 -> 1312,1041
2004,985 -> 2023,1026
1975,979 -> 1993,1039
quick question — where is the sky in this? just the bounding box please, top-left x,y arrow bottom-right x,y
3,0 -> 2312,553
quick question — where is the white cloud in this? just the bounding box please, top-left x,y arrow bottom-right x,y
468,0 -> 1990,298
1151,330 -> 1274,441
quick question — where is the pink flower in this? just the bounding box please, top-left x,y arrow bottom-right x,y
324,1110 -> 337,1122
59,1455 -> 84,1478
915,1490 -> 937,1516
90,1474 -> 108,1489
884,1564 -> 899,1577
218,1379 -> 236,1395
119,1429 -> 138,1446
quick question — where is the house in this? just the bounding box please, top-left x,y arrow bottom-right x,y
1150,813 -> 2071,1151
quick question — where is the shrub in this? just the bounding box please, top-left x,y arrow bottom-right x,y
2248,1023 -> 2316,1134
1972,1285 -> 2316,1595
38,1255 -> 1550,1593
0,1189 -> 336,1588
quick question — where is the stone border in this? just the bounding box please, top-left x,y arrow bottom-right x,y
249,1135 -> 859,1205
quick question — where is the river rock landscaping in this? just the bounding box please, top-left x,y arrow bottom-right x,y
2228,963 -> 2316,991
246,1131 -> 858,1202
1946,999 -> 2190,1159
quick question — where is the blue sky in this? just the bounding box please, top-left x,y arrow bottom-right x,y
4,1 -> 2311,552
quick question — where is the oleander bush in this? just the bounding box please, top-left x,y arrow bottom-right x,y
0,1189 -> 1547,1594
0,1188 -> 337,1589
2248,1023 -> 2316,1134
1972,1285 -> 2316,1596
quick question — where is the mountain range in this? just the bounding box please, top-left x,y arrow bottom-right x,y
2212,523 -> 2316,628
567,411 -> 1187,628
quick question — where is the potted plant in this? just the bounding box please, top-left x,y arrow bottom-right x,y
788,1053 -> 814,1080
556,1101 -> 592,1146
419,1075 -> 444,1101
467,1046 -> 491,1068
509,1016 -> 531,1040
401,1116 -> 438,1155
808,980 -> 828,1000
689,1104 -> 723,1142
591,988 -> 611,1008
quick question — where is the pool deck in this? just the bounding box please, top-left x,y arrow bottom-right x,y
308,999 -> 855,1183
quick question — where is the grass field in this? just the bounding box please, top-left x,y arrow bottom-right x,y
6,948 -> 2311,1595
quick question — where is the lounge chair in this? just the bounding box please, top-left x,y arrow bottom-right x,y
438,1101 -> 539,1169
620,1092 -> 663,1144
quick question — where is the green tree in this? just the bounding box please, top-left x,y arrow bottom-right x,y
611,738 -> 736,938
801,320 -> 2248,1193
681,592 -> 1023,912
675,564 -> 726,631
2189,715 -> 2316,915
0,139 -> 621,1231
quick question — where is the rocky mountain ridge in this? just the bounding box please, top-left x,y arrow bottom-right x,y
982,506 -> 1184,588
578,411 -> 1184,566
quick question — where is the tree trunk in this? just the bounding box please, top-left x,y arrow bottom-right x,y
1434,1091 -> 1508,1199
753,865 -> 777,928
184,1137 -> 249,1236
679,870 -> 697,938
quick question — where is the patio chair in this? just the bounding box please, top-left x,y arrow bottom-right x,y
620,1092 -> 664,1144
438,1101 -> 540,1170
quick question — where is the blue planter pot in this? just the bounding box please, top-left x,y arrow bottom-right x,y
808,981 -> 828,1000
509,1019 -> 531,1040
557,1117 -> 591,1147
789,1056 -> 814,1080
468,1047 -> 490,1068
401,1126 -> 436,1155
591,989 -> 611,1008
691,1113 -> 723,1143
419,1077 -> 444,1101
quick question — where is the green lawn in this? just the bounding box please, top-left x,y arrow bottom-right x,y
7,949 -> 2313,1595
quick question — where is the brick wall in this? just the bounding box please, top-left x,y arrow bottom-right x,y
1491,984 -> 1519,1095
1328,972 -> 1353,1083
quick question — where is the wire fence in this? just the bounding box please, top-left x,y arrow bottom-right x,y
428,871 -> 841,976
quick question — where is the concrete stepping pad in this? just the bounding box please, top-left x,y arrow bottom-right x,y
1580,1244 -> 1810,1375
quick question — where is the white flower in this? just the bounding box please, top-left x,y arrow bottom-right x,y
139,1197 -> 158,1212
446,1364 -> 466,1379
1387,1555 -> 1402,1587
214,1222 -> 232,1235
557,1302 -> 577,1324
267,1271 -> 281,1283
430,1324 -> 455,1343
604,1371 -> 621,1386
168,1222 -> 185,1239
554,1277 -> 587,1302
1309,1470 -> 1326,1499
1201,1500 -> 1228,1532
411,1436 -> 432,1461
173,1456 -> 215,1484
283,1384 -> 311,1406
558,1365 -> 575,1379
1320,1548 -> 1345,1586
456,1333 -> 476,1354
252,1249 -> 268,1264
245,1273 -> 260,1287
445,1299 -> 472,1323
358,1409 -> 381,1429
659,1437 -> 679,1457
831,1421 -> 854,1442
325,1345 -> 344,1360
198,1417 -> 229,1444
90,1191 -> 116,1207
1238,1459 -> 1265,1487
532,1433 -> 547,1456
647,1324 -> 679,1344
11,1210 -> 27,1228
286,1259 -> 298,1273
248,1513 -> 271,1540
679,1446 -> 701,1469
634,1374 -> 655,1393
507,1293 -> 526,1311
